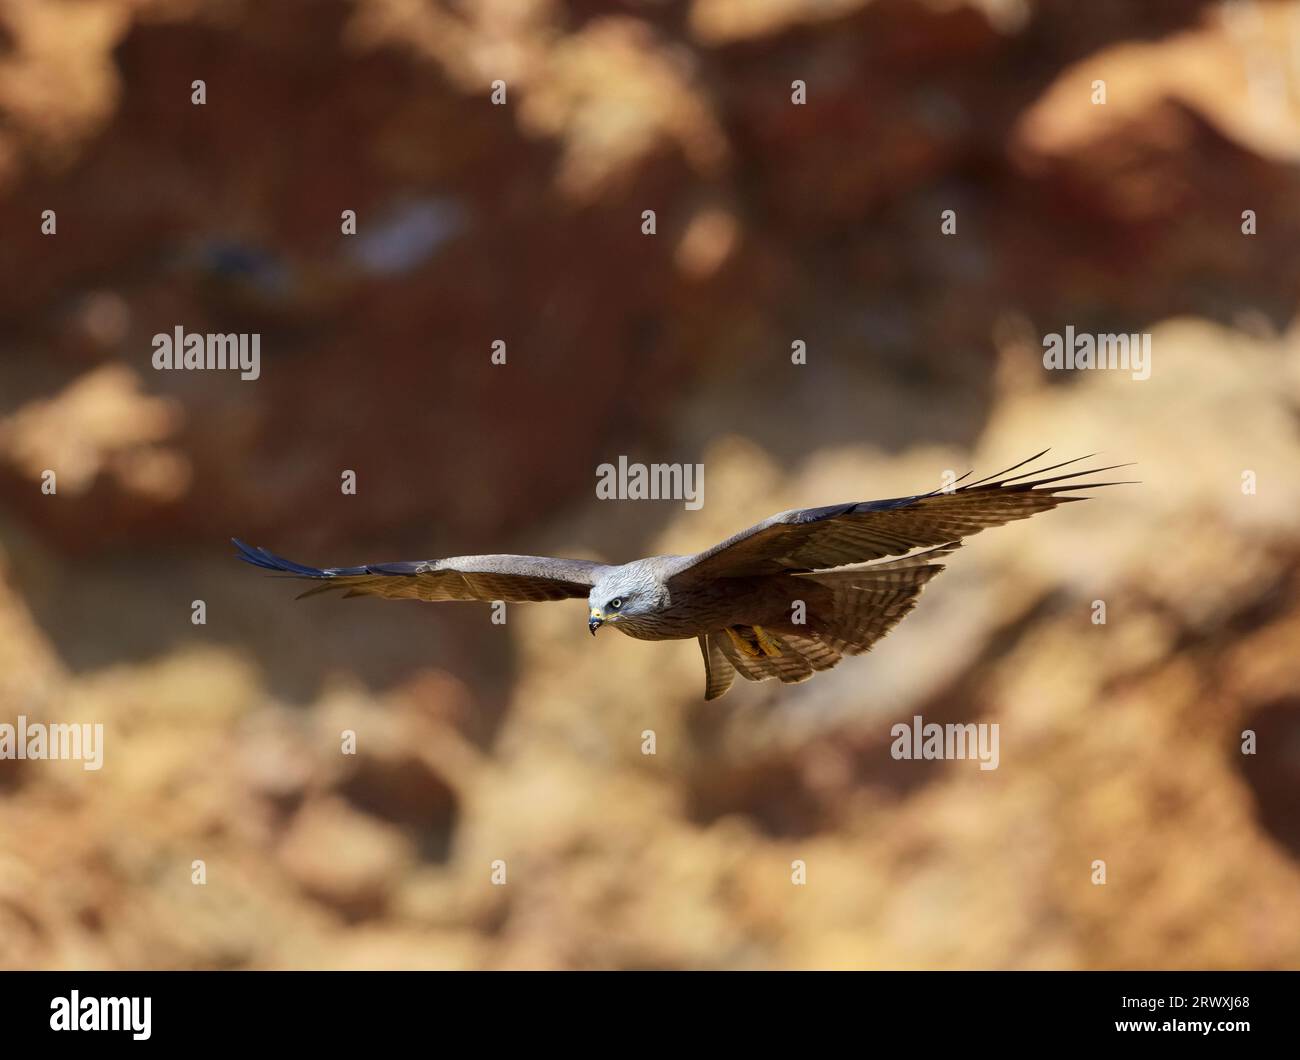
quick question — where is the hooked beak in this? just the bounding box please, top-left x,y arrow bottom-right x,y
589,608 -> 604,635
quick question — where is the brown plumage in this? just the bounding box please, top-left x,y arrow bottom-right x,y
234,451 -> 1132,700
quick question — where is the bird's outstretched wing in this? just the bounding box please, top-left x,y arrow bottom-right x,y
668,451 -> 1134,583
232,539 -> 608,602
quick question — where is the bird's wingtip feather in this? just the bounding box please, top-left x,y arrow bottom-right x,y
231,540 -> 330,578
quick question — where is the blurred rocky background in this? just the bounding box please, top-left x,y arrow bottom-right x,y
1,0 -> 1299,969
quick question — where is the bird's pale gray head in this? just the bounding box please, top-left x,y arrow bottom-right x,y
587,561 -> 666,634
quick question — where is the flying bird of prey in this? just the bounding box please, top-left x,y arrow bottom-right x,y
234,451 -> 1129,700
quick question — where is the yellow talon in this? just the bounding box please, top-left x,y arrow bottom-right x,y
725,627 -> 761,657
752,625 -> 783,657
725,625 -> 783,658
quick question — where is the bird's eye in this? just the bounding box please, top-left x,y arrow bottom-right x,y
608,598 -> 623,611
